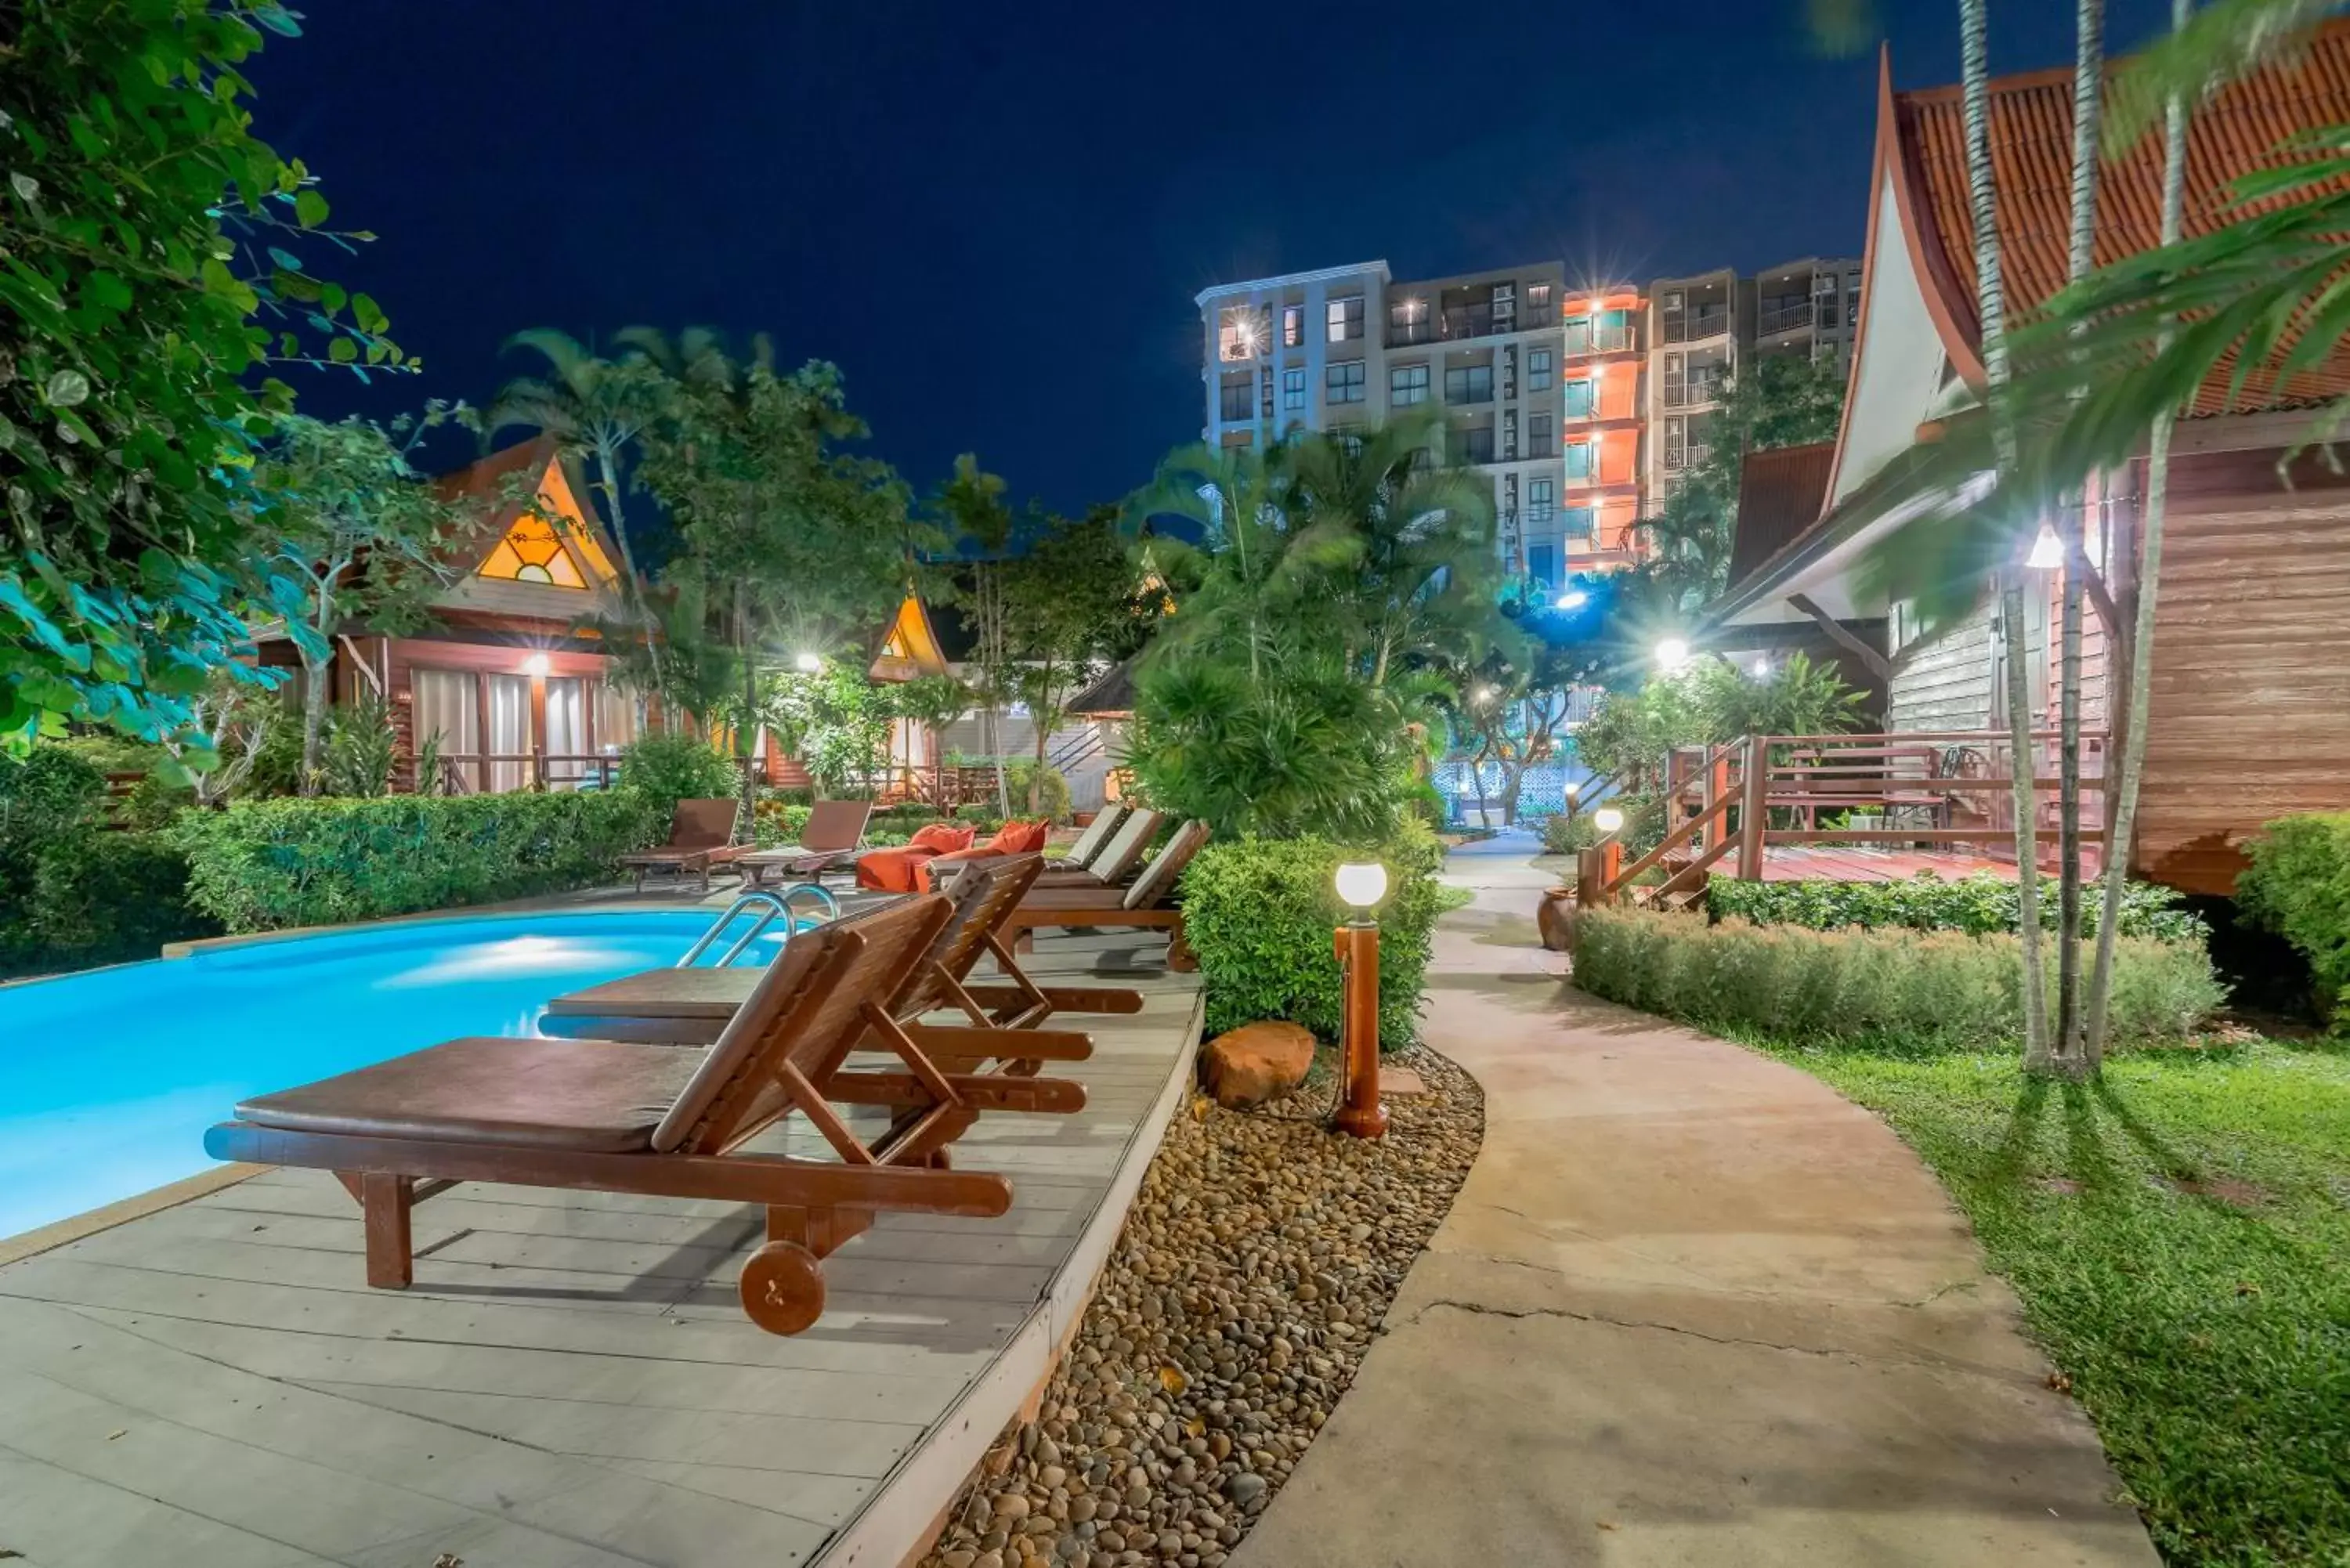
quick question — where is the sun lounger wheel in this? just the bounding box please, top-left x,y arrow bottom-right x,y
739,1240 -> 826,1335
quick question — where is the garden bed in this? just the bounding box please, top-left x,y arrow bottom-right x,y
920,1046 -> 1483,1568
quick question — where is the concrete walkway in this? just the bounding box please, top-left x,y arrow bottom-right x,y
1234,829 -> 2158,1568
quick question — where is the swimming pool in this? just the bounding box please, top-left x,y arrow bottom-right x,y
0,909 -> 768,1241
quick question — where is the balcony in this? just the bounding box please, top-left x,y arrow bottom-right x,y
1662,442 -> 1712,472
1661,308 -> 1731,345
1757,298 -> 1815,336
1562,323 -> 1636,356
1661,377 -> 1724,410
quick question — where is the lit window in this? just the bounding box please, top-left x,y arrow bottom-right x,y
1564,442 -> 1593,479
1326,359 -> 1366,403
1217,305 -> 1267,362
1528,282 -> 1553,314
1390,364 -> 1430,406
1282,367 -> 1306,411
1326,296 -> 1364,342
478,513 -> 587,588
1562,378 -> 1593,417
1527,348 -> 1553,392
1282,305 -> 1303,347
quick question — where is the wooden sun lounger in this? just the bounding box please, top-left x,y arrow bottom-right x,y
1032,807 -> 1163,887
617,797 -> 751,894
1003,819 -> 1212,972
204,895 -> 1089,1335
739,799 -> 873,888
542,857 -> 1146,1046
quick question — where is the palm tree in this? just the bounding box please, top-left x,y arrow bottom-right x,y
483,329 -> 658,619
2087,0 -> 2200,1065
1959,0 -> 2056,1070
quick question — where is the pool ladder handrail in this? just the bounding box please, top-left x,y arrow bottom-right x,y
676,884 -> 841,968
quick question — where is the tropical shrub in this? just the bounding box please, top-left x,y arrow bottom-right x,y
0,746 -> 215,972
176,790 -> 663,932
1571,909 -> 2222,1051
2237,812 -> 2350,1030
1537,791 -> 1667,861
616,734 -> 739,821
752,800 -> 815,847
1576,652 -> 1861,790
322,692 -> 400,797
1182,822 -> 1445,1051
1708,873 -> 2207,944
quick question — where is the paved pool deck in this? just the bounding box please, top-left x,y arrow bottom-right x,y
1231,829 -> 2160,1568
0,930 -> 1201,1568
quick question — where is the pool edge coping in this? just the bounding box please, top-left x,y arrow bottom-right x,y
0,1162 -> 269,1269
159,896 -> 714,961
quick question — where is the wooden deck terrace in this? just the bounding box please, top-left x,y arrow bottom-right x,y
0,930 -> 1203,1568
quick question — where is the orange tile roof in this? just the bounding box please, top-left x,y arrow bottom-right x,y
1728,442 -> 1836,590
1894,20 -> 2350,415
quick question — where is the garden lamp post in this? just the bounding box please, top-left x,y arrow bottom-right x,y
1578,804 -> 1626,909
1332,861 -> 1390,1141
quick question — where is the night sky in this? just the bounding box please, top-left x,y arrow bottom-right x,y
245,1 -> 2176,518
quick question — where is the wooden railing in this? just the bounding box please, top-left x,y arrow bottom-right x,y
1578,729 -> 2110,909
429,753 -> 620,795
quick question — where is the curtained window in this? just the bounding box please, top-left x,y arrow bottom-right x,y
410,669 -> 479,792
485,674 -> 533,792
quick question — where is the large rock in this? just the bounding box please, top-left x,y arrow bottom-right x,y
1202,1021 -> 1316,1109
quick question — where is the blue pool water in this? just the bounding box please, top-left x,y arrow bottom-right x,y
0,910 -> 765,1241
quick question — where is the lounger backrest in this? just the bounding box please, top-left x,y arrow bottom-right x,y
672,797 -> 740,850
1088,808 -> 1164,883
1122,819 -> 1211,911
653,894 -> 951,1154
801,799 -> 873,853
1064,804 -> 1128,869
913,854 -> 1045,1001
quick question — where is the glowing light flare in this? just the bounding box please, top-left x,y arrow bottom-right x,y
522,652 -> 551,677
1593,807 -> 1625,836
2026,523 -> 2063,570
1334,862 -> 1390,909
1655,638 -> 1692,673
794,652 -> 823,673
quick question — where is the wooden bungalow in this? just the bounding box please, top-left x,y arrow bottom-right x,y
1701,30 -> 2350,896
276,437 -> 952,796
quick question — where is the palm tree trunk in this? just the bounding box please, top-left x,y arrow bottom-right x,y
2087,0 -> 2191,1068
2052,0 -> 2105,1075
594,439 -> 648,623
736,582 -> 757,844
1960,0 -> 2052,1069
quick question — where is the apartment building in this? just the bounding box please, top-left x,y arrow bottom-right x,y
1647,256 -> 1861,502
1196,261 -> 1646,586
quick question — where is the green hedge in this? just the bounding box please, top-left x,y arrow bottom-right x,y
1182,822 -> 1444,1051
177,791 -> 664,932
1572,908 -> 2223,1051
1708,873 -> 2207,944
2237,812 -> 2350,1031
616,734 -> 739,821
0,746 -> 217,974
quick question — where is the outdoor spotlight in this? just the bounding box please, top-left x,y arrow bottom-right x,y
1655,638 -> 1691,672
1334,861 -> 1389,912
1565,781 -> 1581,800
794,652 -> 822,673
1752,656 -> 1770,677
2026,523 -> 2063,570
522,652 -> 551,676
1556,589 -> 1589,609
1593,805 -> 1625,836
1474,685 -> 1497,703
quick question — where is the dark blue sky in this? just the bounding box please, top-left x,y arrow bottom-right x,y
247,1 -> 2174,515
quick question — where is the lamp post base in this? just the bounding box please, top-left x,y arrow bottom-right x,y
1332,1098 -> 1390,1140
1334,919 -> 1387,1141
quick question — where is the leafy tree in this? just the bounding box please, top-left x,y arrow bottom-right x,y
160,669 -> 280,807
256,408 -> 474,793
926,457 -> 1025,814
1,0 -> 403,751
768,661 -> 896,797
631,338 -> 909,829
1574,652 -> 1862,792
999,507 -> 1144,815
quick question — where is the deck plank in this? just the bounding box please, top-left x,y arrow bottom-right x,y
0,930 -> 1203,1568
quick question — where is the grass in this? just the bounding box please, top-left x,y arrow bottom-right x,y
1734,1028 -> 2350,1566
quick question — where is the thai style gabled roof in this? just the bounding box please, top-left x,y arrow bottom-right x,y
1890,20 -> 2350,415
1726,442 -> 1836,593
431,437 -> 626,593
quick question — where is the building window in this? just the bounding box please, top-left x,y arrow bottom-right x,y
1390,364 -> 1429,406
1527,347 -> 1553,392
1564,441 -> 1593,479
1560,505 -> 1596,545
1217,305 -> 1267,362
1561,316 -> 1589,355
1444,363 -> 1494,404
1527,414 -> 1555,459
1219,375 -> 1253,421
1282,367 -> 1306,411
1282,304 -> 1303,347
1388,295 -> 1430,343
1451,425 -> 1495,465
1527,477 -> 1555,524
1326,295 -> 1364,342
1562,377 -> 1594,417
1326,359 -> 1366,403
1528,542 -> 1556,587
1528,282 -> 1553,318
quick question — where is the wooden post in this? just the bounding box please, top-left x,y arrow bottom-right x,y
1576,846 -> 1600,909
1737,734 -> 1767,880
1599,837 -> 1622,898
474,670 -> 492,793
1332,921 -> 1387,1140
530,674 -> 549,791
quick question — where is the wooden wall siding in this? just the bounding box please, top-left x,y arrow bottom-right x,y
2137,470 -> 2350,894
1889,603 -> 1996,732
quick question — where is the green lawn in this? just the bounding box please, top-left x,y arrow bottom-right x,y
1737,1031 -> 2350,1568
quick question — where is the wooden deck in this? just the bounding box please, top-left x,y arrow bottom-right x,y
0,931 -> 1203,1568
1753,845 -> 2019,883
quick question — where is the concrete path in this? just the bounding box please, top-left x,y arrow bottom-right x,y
1234,829 -> 2158,1568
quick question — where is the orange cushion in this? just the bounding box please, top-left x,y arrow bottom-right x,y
856,847 -> 935,894
909,822 -> 975,854
991,819 -> 1050,854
